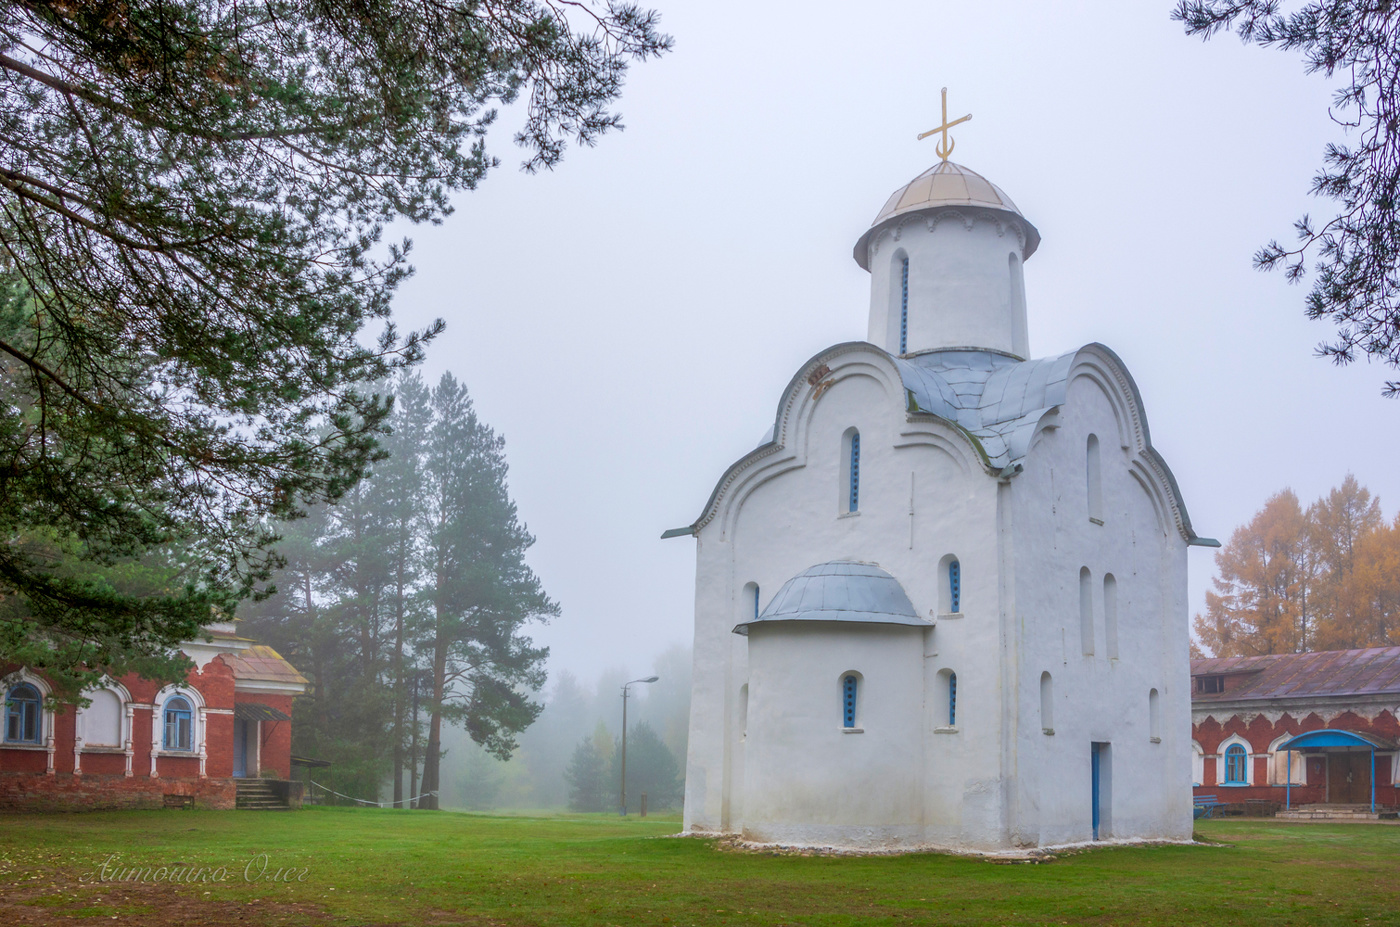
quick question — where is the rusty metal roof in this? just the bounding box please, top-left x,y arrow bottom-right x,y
1190,647 -> 1400,701
221,645 -> 309,689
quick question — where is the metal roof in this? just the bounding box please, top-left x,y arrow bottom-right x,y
1279,729 -> 1396,751
1191,647 -> 1400,702
234,702 -> 291,722
221,645 -> 309,688
733,561 -> 928,635
874,161 -> 1025,223
854,161 -> 1041,269
893,349 -> 1074,470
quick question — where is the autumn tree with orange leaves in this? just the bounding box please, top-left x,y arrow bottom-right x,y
1195,476 -> 1400,657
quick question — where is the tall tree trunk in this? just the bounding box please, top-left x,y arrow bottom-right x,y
391,554 -> 407,807
408,681 -> 421,809
422,601 -> 448,810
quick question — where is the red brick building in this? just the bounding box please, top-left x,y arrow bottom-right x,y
1,619 -> 307,811
1191,647 -> 1400,810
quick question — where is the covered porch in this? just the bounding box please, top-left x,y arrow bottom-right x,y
1278,729 -> 1396,818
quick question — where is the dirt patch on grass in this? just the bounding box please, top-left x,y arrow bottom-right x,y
0,866 -> 333,927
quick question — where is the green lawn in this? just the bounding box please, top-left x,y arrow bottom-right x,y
2,808 -> 1398,925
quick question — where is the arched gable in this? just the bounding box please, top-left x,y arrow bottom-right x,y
1060,344 -> 1211,547
663,340 -> 1213,548
675,342 -> 985,540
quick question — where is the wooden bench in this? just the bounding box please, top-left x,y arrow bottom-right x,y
1194,794 -> 1225,819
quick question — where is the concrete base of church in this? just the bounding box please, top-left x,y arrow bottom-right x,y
0,773 -> 237,812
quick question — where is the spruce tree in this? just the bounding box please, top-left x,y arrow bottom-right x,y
0,1 -> 668,685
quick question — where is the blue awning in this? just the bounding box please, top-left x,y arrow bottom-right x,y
1278,729 -> 1393,751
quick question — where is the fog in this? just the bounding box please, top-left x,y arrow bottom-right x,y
379,1 -> 1400,690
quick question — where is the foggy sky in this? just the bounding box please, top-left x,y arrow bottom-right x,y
384,2 -> 1400,683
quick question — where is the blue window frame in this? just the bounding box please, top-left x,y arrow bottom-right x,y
163,695 -> 193,751
1224,743 -> 1248,784
842,675 -> 858,728
948,672 -> 957,726
753,584 -> 760,620
899,257 -> 909,354
948,559 -> 961,613
4,683 -> 41,744
848,432 -> 860,512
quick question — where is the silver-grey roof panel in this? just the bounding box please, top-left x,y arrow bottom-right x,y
892,349 -> 1074,468
734,561 -> 929,635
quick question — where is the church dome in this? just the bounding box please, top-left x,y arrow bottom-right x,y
855,160 -> 1040,269
733,561 -> 927,635
874,160 -> 1023,224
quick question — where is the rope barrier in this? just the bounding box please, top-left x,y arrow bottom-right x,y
308,778 -> 438,808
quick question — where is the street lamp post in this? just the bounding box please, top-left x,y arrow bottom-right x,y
620,675 -> 659,816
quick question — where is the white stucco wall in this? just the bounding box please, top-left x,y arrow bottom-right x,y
1006,364 -> 1193,846
680,340 -> 1195,851
864,209 -> 1031,359
741,623 -> 926,847
681,175 -> 1195,852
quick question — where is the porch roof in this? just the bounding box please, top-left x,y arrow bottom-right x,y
1279,728 -> 1395,751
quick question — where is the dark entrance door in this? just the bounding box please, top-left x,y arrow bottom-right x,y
233,719 -> 249,778
1091,743 -> 1102,841
1327,752 -> 1371,803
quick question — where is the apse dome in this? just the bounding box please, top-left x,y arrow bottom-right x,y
733,560 -> 927,634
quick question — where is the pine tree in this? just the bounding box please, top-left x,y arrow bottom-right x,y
1175,1 -> 1400,396
0,1 -> 669,683
417,373 -> 556,809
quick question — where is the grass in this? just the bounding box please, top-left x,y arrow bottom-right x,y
1,808 -> 1399,925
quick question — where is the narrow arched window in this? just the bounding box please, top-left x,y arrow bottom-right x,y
1086,434 -> 1103,522
1079,567 -> 1094,656
1224,743 -> 1248,784
1149,688 -> 1160,742
1039,671 -> 1053,733
948,672 -> 957,726
842,674 -> 858,728
948,559 -> 961,613
1103,573 -> 1119,659
163,695 -> 193,751
847,430 -> 861,512
4,683 -> 42,744
899,256 -> 910,354
753,584 -> 761,620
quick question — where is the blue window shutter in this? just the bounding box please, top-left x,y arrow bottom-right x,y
849,432 -> 860,512
949,673 -> 957,727
899,257 -> 909,354
842,675 -> 857,728
949,560 -> 961,613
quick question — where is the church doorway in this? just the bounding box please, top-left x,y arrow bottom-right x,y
1091,742 -> 1112,840
233,719 -> 250,778
1327,752 -> 1372,804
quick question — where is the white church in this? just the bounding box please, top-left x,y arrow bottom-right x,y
664,111 -> 1216,852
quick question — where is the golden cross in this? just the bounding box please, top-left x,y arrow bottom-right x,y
917,87 -> 971,161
